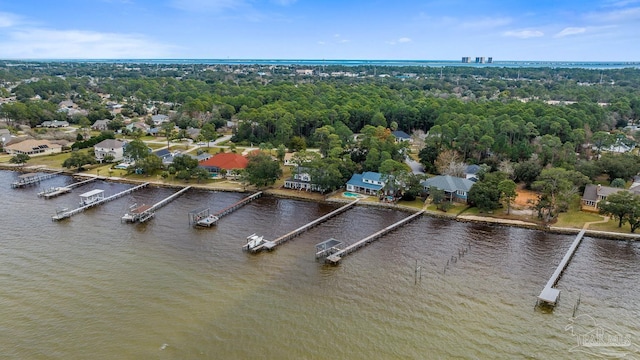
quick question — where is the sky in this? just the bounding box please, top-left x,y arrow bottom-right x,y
0,0 -> 639,61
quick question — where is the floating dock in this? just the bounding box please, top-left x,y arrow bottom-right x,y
122,186 -> 191,223
12,171 -> 62,188
52,182 -> 149,221
245,199 -> 359,252
537,229 -> 586,307
325,210 -> 425,265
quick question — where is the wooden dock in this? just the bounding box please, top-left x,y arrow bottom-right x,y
122,186 -> 191,223
12,171 -> 62,188
537,229 -> 586,307
38,177 -> 98,199
246,199 -> 359,253
213,191 -> 262,220
52,182 -> 149,221
325,210 -> 425,265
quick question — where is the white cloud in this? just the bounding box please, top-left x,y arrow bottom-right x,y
317,41 -> 325,45
398,37 -> 412,43
169,0 -> 246,12
0,12 -> 20,28
0,28 -> 176,59
554,27 -> 586,38
502,29 -> 544,39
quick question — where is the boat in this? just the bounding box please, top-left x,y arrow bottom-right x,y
244,233 -> 264,250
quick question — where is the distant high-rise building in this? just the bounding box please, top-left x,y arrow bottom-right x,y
487,57 -> 493,64
462,57 -> 471,63
475,57 -> 485,64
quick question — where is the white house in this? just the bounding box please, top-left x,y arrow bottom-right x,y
284,167 -> 324,192
94,139 -> 127,162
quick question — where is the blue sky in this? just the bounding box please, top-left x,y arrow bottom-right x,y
0,0 -> 638,60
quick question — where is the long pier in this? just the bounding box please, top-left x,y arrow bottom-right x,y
247,199 -> 359,253
12,171 -> 62,188
39,177 -> 98,199
325,210 -> 424,265
123,186 -> 191,223
52,182 -> 149,221
213,191 -> 262,220
537,229 -> 586,307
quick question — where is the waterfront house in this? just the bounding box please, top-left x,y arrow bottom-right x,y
346,171 -> 385,195
94,139 -> 127,162
5,139 -> 62,156
284,166 -> 324,192
421,175 -> 475,203
198,152 -> 248,178
581,184 -> 640,210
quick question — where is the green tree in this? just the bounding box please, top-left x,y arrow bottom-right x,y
244,152 -> 282,188
532,168 -> 590,222
123,139 -> 150,161
63,151 -> 95,172
429,186 -> 451,212
276,144 -> 286,163
514,159 -> 542,188
9,153 -> 30,165
598,191 -> 640,229
200,123 -> 217,147
610,178 -> 626,188
498,179 -> 518,214
136,154 -> 164,175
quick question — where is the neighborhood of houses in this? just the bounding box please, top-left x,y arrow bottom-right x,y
4,115 -> 640,212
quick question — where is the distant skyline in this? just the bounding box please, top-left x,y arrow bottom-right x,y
0,0 -> 639,61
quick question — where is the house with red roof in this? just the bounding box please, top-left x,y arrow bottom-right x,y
198,152 -> 248,178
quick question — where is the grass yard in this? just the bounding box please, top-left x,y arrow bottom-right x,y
554,209 -> 605,229
589,217 -> 636,233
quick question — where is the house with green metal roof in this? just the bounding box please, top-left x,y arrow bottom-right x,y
421,175 -> 475,203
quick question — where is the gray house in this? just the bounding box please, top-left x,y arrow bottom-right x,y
421,175 -> 475,203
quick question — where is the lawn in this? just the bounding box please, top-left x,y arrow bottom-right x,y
589,217 -> 636,233
554,209 -> 604,229
18,151 -> 78,169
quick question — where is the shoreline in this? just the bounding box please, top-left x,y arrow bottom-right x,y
3,164 -> 639,241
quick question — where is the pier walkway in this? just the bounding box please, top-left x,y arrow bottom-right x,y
12,171 -> 62,188
52,182 -> 149,221
38,177 -> 98,199
213,191 -> 262,220
325,210 -> 424,265
246,199 -> 359,252
537,229 -> 586,306
122,186 -> 191,223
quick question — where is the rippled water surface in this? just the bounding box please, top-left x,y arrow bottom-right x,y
1,170 -> 639,359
